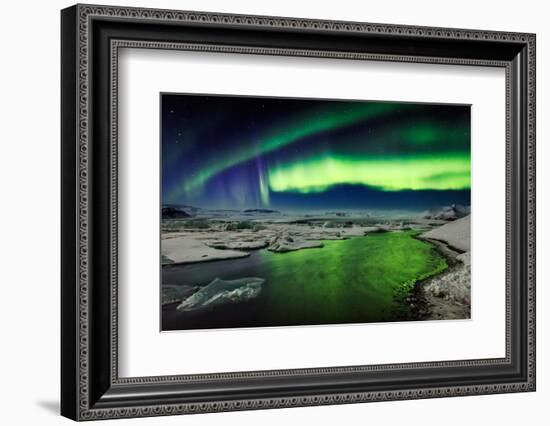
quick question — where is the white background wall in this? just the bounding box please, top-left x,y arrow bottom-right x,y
0,0 -> 547,424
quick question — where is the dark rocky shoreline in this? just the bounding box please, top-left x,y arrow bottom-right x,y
406,218 -> 471,321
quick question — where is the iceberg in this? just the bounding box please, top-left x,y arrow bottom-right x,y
176,277 -> 265,312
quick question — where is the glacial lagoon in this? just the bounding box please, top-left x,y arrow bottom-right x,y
162,231 -> 448,331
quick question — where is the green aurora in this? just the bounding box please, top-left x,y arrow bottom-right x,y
268,152 -> 470,193
168,102 -> 411,201
162,95 -> 471,209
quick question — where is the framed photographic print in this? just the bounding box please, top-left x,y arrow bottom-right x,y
160,94 -> 472,331
61,4 -> 536,421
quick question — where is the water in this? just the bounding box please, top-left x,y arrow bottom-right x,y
162,231 -> 447,330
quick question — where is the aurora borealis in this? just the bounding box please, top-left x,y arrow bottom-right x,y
162,94 -> 470,211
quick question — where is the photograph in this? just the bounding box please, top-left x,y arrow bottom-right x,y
57,3 -> 536,420
160,94 -> 472,331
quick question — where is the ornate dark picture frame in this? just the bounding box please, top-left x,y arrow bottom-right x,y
61,4 -> 536,421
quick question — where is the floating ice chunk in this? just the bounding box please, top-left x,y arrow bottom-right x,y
162,236 -> 250,264
176,277 -> 265,312
267,234 -> 324,252
206,240 -> 268,250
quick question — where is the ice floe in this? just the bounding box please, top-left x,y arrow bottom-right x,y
176,277 -> 265,312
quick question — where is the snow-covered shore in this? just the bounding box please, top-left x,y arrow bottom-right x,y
415,215 -> 471,320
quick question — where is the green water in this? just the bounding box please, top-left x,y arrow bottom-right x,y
162,230 -> 448,330
257,231 -> 447,324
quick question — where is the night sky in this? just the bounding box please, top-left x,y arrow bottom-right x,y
162,94 -> 470,211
